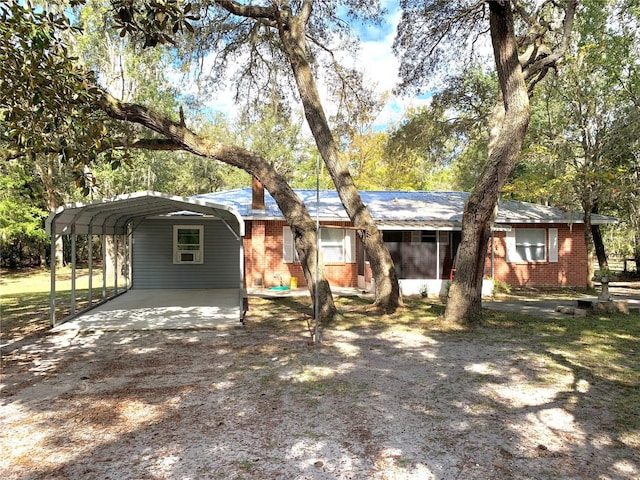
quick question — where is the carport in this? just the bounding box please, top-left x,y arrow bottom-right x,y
46,191 -> 245,328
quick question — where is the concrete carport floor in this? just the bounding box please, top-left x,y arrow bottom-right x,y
51,289 -> 243,333
51,287 -> 369,333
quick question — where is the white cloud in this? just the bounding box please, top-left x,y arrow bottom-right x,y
354,4 -> 431,131
175,2 -> 426,133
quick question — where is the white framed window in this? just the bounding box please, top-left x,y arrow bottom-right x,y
506,228 -> 557,263
321,228 -> 345,262
282,226 -> 356,264
516,229 -> 546,261
173,225 -> 204,264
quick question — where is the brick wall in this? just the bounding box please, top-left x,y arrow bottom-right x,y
244,220 -> 357,288
244,220 -> 589,289
487,224 -> 588,287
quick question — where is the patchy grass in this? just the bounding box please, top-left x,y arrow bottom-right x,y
248,295 -> 448,334
484,309 -> 640,430
2,274 -> 639,478
0,267 -> 124,342
3,270 -> 639,436
248,294 -> 640,438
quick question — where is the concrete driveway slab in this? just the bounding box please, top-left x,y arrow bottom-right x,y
52,289 -> 243,333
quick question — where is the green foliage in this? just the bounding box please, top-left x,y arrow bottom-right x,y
0,1 -> 106,172
394,0 -> 490,93
385,105 -> 454,189
491,279 -> 510,296
0,163 -> 48,266
110,0 -> 199,48
502,2 -> 640,259
237,101 -> 312,186
384,66 -> 496,191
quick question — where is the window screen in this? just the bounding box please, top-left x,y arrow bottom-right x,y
320,228 -> 345,262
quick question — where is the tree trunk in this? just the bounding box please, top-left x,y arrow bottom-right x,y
591,202 -> 608,270
635,230 -> 640,273
100,92 -> 339,323
582,195 -> 596,289
592,224 -> 607,270
444,1 -> 530,326
104,234 -> 126,287
35,154 -> 64,267
278,11 -> 401,312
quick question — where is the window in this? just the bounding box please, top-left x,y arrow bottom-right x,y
516,229 -> 546,262
282,226 -> 355,263
173,225 -> 203,264
320,228 -> 345,262
506,228 -> 553,263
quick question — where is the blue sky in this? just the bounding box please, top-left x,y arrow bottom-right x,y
346,0 -> 432,130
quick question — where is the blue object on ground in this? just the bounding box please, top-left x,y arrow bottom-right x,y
269,286 -> 291,291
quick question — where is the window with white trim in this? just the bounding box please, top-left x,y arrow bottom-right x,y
282,226 -> 356,264
516,229 -> 546,261
506,228 -> 557,263
173,225 -> 204,264
320,228 -> 345,262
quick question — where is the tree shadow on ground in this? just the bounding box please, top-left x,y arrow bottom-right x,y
1,297 -> 638,479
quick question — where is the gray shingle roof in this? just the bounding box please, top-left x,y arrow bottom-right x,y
196,189 -> 617,228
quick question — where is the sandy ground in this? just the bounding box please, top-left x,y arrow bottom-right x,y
1,312 -> 639,480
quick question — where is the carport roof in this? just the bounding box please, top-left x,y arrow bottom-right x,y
46,191 -> 245,236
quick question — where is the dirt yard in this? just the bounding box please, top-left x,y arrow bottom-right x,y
1,298 -> 638,479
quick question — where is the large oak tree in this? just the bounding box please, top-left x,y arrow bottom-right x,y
112,0 -> 402,312
3,0 -> 403,316
395,0 -> 577,325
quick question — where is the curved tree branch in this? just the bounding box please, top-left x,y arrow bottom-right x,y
214,0 -> 277,21
97,89 -> 339,324
522,0 -> 578,86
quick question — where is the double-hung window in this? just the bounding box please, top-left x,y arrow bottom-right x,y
516,229 -> 546,262
282,226 -> 355,263
173,225 -> 204,264
506,228 -> 558,263
320,228 -> 345,263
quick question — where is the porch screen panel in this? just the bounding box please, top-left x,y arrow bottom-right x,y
402,242 -> 437,278
438,231 -> 450,279
357,237 -> 365,276
383,231 -> 404,278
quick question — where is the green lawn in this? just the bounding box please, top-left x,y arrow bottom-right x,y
251,293 -> 640,435
1,267 -> 125,340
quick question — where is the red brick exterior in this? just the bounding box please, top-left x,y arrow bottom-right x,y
486,224 -> 588,287
244,220 -> 588,289
244,220 -> 357,288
